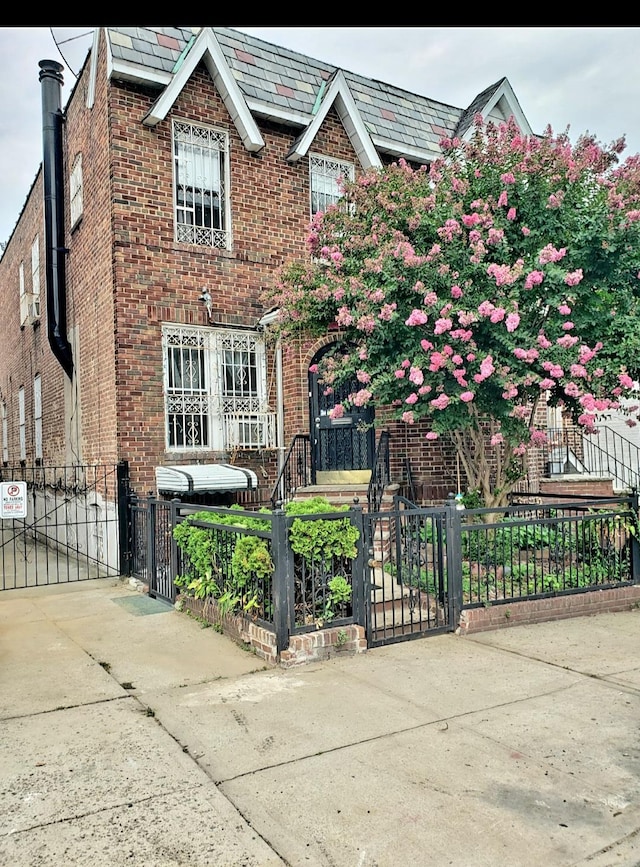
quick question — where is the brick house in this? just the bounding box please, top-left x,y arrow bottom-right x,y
0,26 -> 539,509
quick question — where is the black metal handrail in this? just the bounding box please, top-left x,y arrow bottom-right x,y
546,425 -> 640,491
367,430 -> 390,512
270,434 -> 311,508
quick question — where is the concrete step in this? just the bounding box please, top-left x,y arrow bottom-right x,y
293,483 -> 399,511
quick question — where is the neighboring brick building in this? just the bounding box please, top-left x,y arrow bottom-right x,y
0,27 -> 537,506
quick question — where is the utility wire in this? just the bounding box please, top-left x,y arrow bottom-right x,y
49,28 -> 93,80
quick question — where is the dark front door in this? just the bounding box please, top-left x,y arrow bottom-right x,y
309,347 -> 375,483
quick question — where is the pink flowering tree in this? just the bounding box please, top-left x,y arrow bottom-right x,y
271,118 -> 640,508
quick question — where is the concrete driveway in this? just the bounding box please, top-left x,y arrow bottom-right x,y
1,577 -> 639,866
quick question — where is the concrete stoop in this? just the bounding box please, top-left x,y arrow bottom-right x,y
292,482 -> 399,512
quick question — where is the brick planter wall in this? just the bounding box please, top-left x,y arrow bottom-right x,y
279,625 -> 367,668
178,595 -> 278,665
177,594 -> 366,666
457,585 -> 640,635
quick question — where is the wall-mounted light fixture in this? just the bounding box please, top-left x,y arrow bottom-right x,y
199,288 -> 212,320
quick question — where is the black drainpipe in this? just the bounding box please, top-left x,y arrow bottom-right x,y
39,59 -> 73,379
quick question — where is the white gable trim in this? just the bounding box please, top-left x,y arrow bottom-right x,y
287,70 -> 381,170
462,78 -> 533,141
141,28 -> 265,153
246,98 -> 310,129
86,27 -> 101,109
370,135 -> 439,166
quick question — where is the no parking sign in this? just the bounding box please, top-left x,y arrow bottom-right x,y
1,482 -> 27,518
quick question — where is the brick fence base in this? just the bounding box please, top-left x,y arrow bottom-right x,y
178,595 -> 278,665
457,585 -> 640,635
177,595 -> 366,666
178,587 -> 640,660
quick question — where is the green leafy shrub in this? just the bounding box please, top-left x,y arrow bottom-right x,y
173,497 -> 359,625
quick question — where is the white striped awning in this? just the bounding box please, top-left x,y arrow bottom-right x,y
155,464 -> 257,494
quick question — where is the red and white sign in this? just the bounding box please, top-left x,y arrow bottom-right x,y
1,481 -> 27,518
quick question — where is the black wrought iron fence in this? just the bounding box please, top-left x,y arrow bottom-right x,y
173,506 -> 275,627
270,434 -> 311,507
0,462 -> 125,591
460,497 -> 639,607
128,491 -> 640,655
130,498 -> 367,650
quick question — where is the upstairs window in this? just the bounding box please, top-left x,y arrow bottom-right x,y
34,374 -> 42,461
173,120 -> 230,249
309,154 -> 355,216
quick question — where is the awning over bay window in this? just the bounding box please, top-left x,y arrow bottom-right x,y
155,464 -> 257,494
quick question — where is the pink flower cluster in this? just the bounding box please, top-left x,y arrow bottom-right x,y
431,393 -> 450,410
405,309 -> 428,326
538,244 -> 567,264
437,219 -> 463,242
524,270 -> 544,289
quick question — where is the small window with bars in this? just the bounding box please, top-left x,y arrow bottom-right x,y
309,153 -> 355,216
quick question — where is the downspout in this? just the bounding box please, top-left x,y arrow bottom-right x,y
39,59 -> 73,379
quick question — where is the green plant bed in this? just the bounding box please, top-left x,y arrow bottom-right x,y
174,498 -> 358,627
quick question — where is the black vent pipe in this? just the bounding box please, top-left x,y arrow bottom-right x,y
39,59 -> 73,379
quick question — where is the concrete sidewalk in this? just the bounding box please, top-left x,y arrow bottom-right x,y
1,577 -> 639,866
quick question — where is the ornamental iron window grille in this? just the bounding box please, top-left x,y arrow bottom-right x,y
309,153 -> 355,216
162,324 -> 274,451
173,120 -> 230,249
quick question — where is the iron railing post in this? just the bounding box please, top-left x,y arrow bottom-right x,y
147,492 -> 157,597
444,493 -> 464,627
170,498 -> 181,602
350,499 -> 366,628
116,460 -> 131,575
271,505 -> 293,655
630,490 -> 640,584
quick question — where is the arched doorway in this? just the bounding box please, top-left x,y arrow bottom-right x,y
308,344 -> 375,484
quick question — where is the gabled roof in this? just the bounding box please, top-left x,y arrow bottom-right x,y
455,76 -> 533,140
115,28 -> 264,152
102,27 -> 533,164
286,69 -> 381,170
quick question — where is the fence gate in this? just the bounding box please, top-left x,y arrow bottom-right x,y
129,495 -> 175,604
365,503 -> 454,647
0,463 -> 126,591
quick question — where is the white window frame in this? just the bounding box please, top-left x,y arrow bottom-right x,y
309,153 -> 355,216
31,235 -> 41,319
162,324 -> 274,451
34,374 -> 42,461
70,155 -> 83,228
2,402 -> 8,464
172,120 -> 231,249
18,387 -> 25,461
19,261 -> 27,325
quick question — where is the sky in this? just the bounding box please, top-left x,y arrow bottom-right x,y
0,26 -> 639,245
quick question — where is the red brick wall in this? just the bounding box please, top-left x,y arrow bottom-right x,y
458,585 -> 640,635
0,170 -> 61,466
0,33 -> 554,507
104,59 -> 364,493
64,32 -> 118,467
